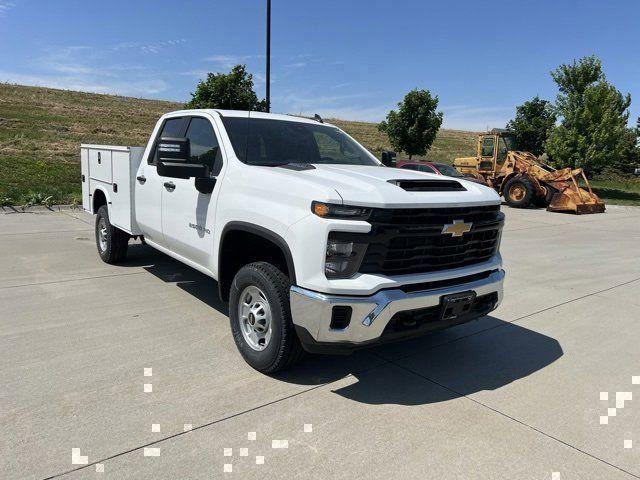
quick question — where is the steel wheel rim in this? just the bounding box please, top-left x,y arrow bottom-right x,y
98,218 -> 108,252
510,184 -> 526,201
238,285 -> 272,351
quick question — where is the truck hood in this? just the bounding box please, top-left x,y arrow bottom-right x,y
288,164 -> 501,208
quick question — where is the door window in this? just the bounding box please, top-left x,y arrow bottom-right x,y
185,117 -> 223,176
497,137 -> 509,164
419,165 -> 437,173
481,137 -> 495,157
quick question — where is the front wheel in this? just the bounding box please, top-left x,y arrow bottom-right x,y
504,176 -> 536,208
229,262 -> 304,373
95,205 -> 129,264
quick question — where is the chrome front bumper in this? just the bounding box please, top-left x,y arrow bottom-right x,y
290,269 -> 504,348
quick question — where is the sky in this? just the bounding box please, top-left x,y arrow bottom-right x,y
0,0 -> 638,131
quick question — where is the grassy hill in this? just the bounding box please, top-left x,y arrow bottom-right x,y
2,83 -> 638,206
0,83 -> 477,205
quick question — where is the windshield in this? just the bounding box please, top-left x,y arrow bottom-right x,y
221,117 -> 380,167
434,164 -> 463,177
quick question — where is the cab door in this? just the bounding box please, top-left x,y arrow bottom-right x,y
160,115 -> 224,268
478,135 -> 497,173
135,116 -> 188,246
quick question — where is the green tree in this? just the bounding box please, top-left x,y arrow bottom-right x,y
186,65 -> 267,111
546,56 -> 632,174
378,89 -> 443,159
506,96 -> 557,156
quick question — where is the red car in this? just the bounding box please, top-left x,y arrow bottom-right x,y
397,161 -> 488,185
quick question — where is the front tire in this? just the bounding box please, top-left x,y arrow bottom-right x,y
504,176 -> 536,208
229,262 -> 304,373
95,205 -> 129,264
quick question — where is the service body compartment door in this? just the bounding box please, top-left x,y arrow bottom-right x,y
89,149 -> 113,183
81,148 -> 90,212
111,150 -> 132,232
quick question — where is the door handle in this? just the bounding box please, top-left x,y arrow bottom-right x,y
164,181 -> 176,191
136,175 -> 146,184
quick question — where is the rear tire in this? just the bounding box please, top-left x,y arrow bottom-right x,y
504,176 -> 536,208
95,205 -> 129,264
229,262 -> 304,373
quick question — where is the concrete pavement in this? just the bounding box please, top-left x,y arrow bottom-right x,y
1,206 -> 639,479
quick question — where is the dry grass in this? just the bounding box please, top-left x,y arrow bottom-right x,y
0,83 -> 479,204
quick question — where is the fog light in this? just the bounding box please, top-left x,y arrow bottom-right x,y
325,260 -> 350,276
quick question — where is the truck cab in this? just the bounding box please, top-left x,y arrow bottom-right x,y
82,110 -> 505,373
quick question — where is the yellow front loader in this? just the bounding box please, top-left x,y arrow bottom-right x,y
454,129 -> 605,214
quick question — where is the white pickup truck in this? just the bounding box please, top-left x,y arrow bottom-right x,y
81,109 -> 505,372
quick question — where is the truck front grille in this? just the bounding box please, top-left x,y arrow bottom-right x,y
348,205 -> 503,276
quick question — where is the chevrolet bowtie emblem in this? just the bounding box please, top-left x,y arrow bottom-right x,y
442,219 -> 472,237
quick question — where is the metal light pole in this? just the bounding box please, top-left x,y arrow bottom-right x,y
266,0 -> 271,112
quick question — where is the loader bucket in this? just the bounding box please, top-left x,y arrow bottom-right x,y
544,168 -> 606,214
547,187 -> 606,214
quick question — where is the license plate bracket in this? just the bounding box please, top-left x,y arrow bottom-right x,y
439,291 -> 477,321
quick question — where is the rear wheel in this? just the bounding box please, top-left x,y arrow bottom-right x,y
229,262 -> 304,373
95,205 -> 129,263
504,176 -> 536,208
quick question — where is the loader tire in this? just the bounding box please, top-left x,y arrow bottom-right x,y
95,205 -> 129,264
504,177 -> 536,208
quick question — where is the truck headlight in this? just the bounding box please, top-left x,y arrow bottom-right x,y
325,235 -> 367,279
312,201 -> 371,220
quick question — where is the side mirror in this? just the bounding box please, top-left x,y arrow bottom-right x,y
381,150 -> 397,167
195,177 -> 217,195
156,137 -> 208,179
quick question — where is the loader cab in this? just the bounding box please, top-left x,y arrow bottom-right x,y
476,130 -> 516,174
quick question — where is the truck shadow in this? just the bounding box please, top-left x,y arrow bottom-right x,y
277,317 -> 564,406
120,243 -> 563,406
121,243 -> 229,315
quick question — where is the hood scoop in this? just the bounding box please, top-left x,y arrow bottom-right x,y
389,179 -> 467,192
